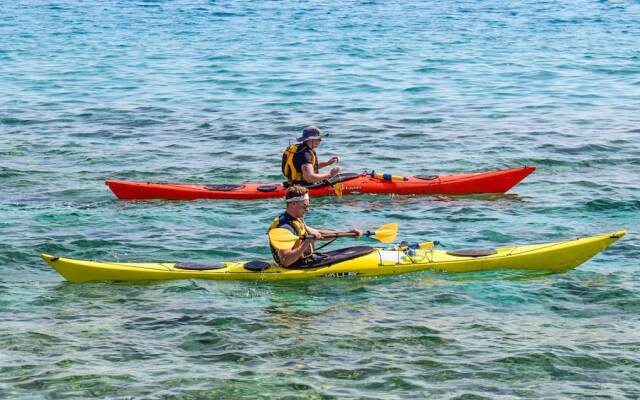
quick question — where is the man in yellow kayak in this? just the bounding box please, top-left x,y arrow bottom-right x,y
267,185 -> 361,268
281,125 -> 342,185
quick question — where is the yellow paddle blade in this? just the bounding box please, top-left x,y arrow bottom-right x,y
268,228 -> 300,250
333,182 -> 344,198
374,222 -> 398,244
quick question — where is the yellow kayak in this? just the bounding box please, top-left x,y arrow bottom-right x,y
41,231 -> 625,283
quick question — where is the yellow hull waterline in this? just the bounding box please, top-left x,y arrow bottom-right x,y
41,231 -> 626,283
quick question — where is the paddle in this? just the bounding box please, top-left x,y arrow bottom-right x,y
269,222 -> 398,251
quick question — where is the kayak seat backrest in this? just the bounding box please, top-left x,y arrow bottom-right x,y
174,262 -> 226,270
244,260 -> 271,272
446,248 -> 497,257
205,184 -> 244,191
257,184 -> 279,192
414,175 -> 439,180
289,246 -> 375,269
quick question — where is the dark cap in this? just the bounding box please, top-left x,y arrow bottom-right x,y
297,125 -> 328,142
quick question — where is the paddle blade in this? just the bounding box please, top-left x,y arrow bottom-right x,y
268,228 -> 300,250
374,222 -> 398,244
333,182 -> 344,198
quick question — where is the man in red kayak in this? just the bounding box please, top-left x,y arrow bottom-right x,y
281,125 -> 342,185
267,185 -> 361,267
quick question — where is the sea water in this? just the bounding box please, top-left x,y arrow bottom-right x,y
1,1 -> 639,398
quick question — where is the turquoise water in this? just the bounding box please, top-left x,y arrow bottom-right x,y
2,0 -> 640,398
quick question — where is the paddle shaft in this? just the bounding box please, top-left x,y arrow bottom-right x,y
300,231 -> 372,240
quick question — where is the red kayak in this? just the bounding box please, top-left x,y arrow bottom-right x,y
105,166 -> 535,201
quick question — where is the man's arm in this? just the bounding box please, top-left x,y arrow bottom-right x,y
301,163 -> 340,183
318,156 -> 339,169
277,240 -> 313,268
275,224 -> 320,268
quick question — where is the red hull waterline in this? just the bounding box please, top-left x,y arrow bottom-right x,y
106,166 -> 535,201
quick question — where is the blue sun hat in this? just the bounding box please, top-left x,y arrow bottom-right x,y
297,125 -> 328,142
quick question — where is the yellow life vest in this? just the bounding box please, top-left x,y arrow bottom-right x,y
281,143 -> 318,184
267,213 -> 314,265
